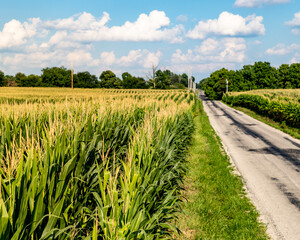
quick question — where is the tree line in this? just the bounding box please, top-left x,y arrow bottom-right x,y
200,62 -> 300,100
0,67 -> 194,89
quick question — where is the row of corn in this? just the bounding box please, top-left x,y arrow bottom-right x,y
222,93 -> 300,128
0,90 -> 196,239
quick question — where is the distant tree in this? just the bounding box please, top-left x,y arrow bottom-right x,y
75,71 -> 99,88
27,74 -> 42,87
252,61 -> 277,89
155,70 -> 171,89
288,63 -> 300,88
278,64 -> 290,89
201,61 -> 300,99
147,65 -> 159,89
172,82 -> 186,89
0,71 -> 5,87
16,73 -> 41,87
41,67 -> 71,87
240,65 -> 255,90
170,74 -> 180,85
99,70 -> 122,88
5,75 -> 16,87
121,72 -> 147,89
180,73 -> 188,87
15,72 -> 27,87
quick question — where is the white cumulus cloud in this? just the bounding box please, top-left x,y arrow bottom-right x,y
172,38 -> 246,64
0,18 -> 40,49
44,11 -> 184,43
100,49 -> 162,68
266,43 -> 300,55
234,0 -> 290,8
286,12 -> 300,26
187,12 -> 265,39
286,12 -> 300,34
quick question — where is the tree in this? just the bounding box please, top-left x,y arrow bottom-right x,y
15,72 -> 27,86
180,73 -> 188,87
75,72 -> 99,88
278,64 -> 289,89
288,63 -> 300,88
99,70 -> 122,88
0,71 -> 5,87
147,65 -> 159,89
27,74 -> 42,87
252,61 -> 277,89
121,72 -> 147,89
15,73 -> 41,87
240,65 -> 255,90
155,70 -> 172,89
41,67 -> 71,87
5,75 -> 16,87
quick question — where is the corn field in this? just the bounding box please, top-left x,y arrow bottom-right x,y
223,89 -> 300,128
0,88 -> 196,239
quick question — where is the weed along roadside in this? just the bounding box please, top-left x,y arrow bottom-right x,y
177,99 -> 269,239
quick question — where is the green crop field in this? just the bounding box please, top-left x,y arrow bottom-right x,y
223,89 -> 300,129
0,88 -> 196,239
227,89 -> 300,104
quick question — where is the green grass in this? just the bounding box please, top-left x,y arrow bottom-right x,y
230,106 -> 300,140
177,100 -> 269,240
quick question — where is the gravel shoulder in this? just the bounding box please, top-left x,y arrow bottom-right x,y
200,92 -> 300,240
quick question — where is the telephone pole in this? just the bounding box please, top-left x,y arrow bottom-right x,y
226,79 -> 228,93
71,63 -> 73,89
188,65 -> 190,92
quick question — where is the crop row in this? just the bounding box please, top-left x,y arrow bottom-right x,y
222,93 -> 300,128
0,90 -> 195,239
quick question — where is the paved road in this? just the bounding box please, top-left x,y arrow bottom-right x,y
200,92 -> 300,240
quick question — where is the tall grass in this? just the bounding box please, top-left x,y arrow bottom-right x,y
0,89 -> 195,239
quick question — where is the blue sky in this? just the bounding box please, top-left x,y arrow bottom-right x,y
0,0 -> 300,81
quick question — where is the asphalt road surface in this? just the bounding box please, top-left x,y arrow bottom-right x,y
200,91 -> 300,240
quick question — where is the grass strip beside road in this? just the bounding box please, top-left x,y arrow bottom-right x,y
178,100 -> 269,239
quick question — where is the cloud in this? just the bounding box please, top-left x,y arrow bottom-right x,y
172,38 -> 246,64
40,31 -> 85,49
100,49 -> 162,68
168,63 -> 236,76
2,45 -> 99,71
266,43 -> 300,55
289,54 -> 300,64
187,12 -> 265,39
44,11 -> 184,43
44,12 -> 110,30
234,0 -> 290,8
0,10 -> 184,53
254,40 -> 262,45
291,29 -> 300,35
0,18 -> 40,49
286,12 -> 300,27
286,12 -> 300,34
176,15 -> 188,23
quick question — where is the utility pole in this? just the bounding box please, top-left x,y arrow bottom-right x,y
226,79 -> 228,93
188,65 -> 190,92
71,63 -> 74,89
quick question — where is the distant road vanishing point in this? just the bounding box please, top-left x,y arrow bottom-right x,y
200,91 -> 300,240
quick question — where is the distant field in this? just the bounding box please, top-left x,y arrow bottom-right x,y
228,89 -> 300,104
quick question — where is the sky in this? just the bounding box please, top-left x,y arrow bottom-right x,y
0,0 -> 300,82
